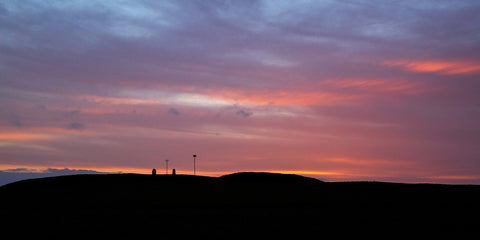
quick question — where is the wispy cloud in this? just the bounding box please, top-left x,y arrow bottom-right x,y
168,108 -> 180,116
65,122 -> 85,130
384,60 -> 480,75
235,109 -> 252,118
0,132 -> 54,141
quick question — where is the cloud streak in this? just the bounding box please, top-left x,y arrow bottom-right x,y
384,60 -> 480,75
0,168 -> 116,186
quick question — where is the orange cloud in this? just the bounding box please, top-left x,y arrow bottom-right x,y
431,175 -> 480,180
0,132 -> 54,141
73,77 -> 427,111
327,157 -> 412,167
0,164 -> 148,174
384,60 -> 480,75
320,78 -> 426,94
0,126 -> 97,143
81,95 -> 162,106
204,78 -> 432,107
206,89 -> 360,106
76,88 -> 360,109
261,170 -> 344,176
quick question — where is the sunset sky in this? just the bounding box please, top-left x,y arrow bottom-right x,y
1,0 -> 480,184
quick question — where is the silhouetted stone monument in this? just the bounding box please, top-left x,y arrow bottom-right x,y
172,169 -> 176,176
152,168 -> 156,176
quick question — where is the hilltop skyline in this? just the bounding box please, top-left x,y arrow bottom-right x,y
1,0 -> 480,183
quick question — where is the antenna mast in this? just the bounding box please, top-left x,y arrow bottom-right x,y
165,159 -> 169,175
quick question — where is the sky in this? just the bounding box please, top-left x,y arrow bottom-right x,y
1,0 -> 480,184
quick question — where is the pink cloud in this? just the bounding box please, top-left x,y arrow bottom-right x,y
384,60 -> 480,75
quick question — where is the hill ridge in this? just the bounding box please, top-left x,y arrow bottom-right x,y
1,171 -> 479,237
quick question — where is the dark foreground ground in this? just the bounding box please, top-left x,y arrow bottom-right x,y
1,172 -> 479,237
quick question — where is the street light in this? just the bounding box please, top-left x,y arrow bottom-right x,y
193,154 -> 197,175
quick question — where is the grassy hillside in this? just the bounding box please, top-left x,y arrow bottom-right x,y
1,172 -> 479,237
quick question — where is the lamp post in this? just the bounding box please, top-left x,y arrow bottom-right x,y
193,154 -> 197,175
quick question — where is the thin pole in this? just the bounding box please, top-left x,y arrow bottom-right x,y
193,154 -> 197,175
165,159 -> 169,175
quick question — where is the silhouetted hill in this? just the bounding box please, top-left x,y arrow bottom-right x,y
219,171 -> 322,184
1,172 -> 479,238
